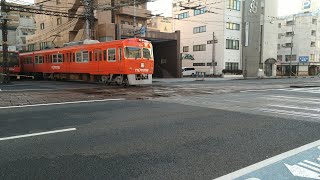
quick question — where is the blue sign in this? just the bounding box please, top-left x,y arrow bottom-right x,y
299,56 -> 309,63
303,0 -> 311,9
215,140 -> 320,180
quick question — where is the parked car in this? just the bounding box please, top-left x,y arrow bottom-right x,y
182,67 -> 196,76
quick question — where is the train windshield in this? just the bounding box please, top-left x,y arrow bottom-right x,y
125,47 -> 141,59
143,48 -> 152,60
0,52 -> 19,66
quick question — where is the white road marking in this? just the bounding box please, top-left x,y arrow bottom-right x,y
298,162 -> 320,173
214,139 -> 320,180
269,95 -> 320,102
269,104 -> 320,112
0,128 -> 77,141
267,97 -> 320,105
0,98 -> 125,109
257,108 -> 320,119
304,160 -> 320,168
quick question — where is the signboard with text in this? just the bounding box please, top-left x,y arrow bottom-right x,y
299,56 -> 309,63
302,0 -> 311,10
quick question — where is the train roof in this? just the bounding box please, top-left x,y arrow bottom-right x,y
20,38 -> 151,56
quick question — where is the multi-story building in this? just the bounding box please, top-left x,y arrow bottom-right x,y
0,3 -> 36,52
27,0 -> 151,50
242,0 -> 278,77
174,0 -> 243,75
174,0 -> 278,77
147,16 -> 174,33
277,13 -> 320,76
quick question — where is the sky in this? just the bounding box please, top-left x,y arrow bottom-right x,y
13,0 -> 305,17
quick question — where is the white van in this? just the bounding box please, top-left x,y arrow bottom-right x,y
182,67 -> 196,76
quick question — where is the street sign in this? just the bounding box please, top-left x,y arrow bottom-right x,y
299,56 -> 309,63
215,139 -> 320,180
207,40 -> 218,44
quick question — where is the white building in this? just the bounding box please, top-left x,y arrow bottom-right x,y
0,3 -> 36,52
16,13 -> 37,51
277,13 -> 320,76
173,0 -> 242,75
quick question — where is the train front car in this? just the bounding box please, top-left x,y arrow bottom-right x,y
123,39 -> 154,85
0,51 -> 20,75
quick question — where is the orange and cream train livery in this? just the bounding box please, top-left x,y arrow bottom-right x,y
20,38 -> 154,85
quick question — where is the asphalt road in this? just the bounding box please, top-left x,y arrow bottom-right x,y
1,79 -> 320,179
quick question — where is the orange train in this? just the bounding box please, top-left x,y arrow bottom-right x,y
19,38 -> 154,85
0,51 -> 21,75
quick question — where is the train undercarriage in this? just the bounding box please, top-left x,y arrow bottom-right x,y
28,73 -> 152,85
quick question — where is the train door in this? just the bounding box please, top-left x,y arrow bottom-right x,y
65,51 -> 72,73
94,49 -> 102,73
117,46 -> 124,74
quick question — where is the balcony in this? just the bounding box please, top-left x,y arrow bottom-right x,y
116,6 -> 151,19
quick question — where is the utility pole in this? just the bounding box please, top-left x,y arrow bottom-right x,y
212,32 -> 215,76
1,0 -> 9,83
133,0 -> 136,38
83,0 -> 94,40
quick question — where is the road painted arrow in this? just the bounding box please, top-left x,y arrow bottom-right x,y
285,163 -> 320,179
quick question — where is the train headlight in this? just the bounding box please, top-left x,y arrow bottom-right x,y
141,63 -> 145,68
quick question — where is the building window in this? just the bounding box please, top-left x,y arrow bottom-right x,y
312,18 -> 317,25
27,44 -> 35,51
312,30 -> 316,36
226,0 -> 241,11
193,44 -> 206,52
311,54 -> 315,61
226,39 -> 239,50
194,7 -> 206,16
311,41 -> 316,47
285,55 -> 296,62
57,18 -> 62,25
40,23 -> 45,30
225,62 -> 239,70
285,43 -> 293,48
277,55 -> 282,61
226,22 -> 240,30
39,42 -> 48,50
278,23 -> 281,28
277,44 -> 280,50
193,26 -> 206,34
56,0 -> 61,4
178,12 -> 189,19
193,63 -> 205,66
183,46 -> 189,52
286,32 -> 294,37
286,20 -> 294,26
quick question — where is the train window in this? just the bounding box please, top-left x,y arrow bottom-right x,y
94,50 -> 102,61
52,54 -> 63,64
119,48 -> 122,61
103,50 -> 107,61
76,52 -> 82,62
108,48 -> 116,62
35,56 -> 44,64
143,48 -> 152,60
125,47 -> 141,59
89,51 -> 92,62
83,51 -> 89,62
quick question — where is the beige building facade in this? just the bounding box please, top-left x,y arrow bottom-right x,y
27,0 -> 151,50
147,16 -> 173,33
